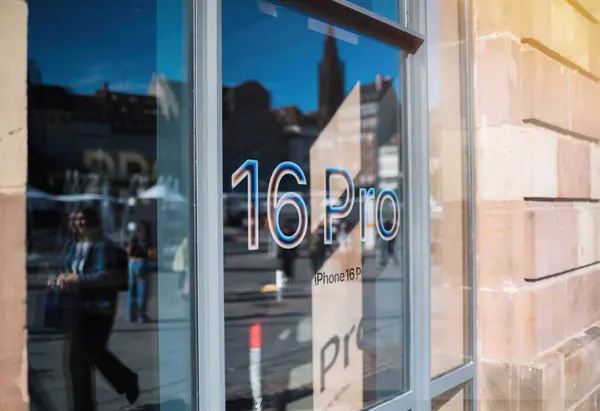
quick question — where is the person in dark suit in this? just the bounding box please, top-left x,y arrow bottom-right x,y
49,207 -> 139,411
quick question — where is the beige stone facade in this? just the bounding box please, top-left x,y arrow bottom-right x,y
0,0 -> 28,409
474,0 -> 600,409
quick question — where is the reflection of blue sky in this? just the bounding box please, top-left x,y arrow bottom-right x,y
28,0 -> 186,95
223,1 -> 401,112
345,0 -> 400,22
28,0 -> 401,110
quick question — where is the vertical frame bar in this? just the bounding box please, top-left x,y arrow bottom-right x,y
424,0 -> 477,405
191,0 -> 225,410
464,0 -> 478,404
405,0 -> 430,410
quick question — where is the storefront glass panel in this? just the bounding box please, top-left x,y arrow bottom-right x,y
427,0 -> 473,378
26,0 -> 193,409
222,1 -> 410,409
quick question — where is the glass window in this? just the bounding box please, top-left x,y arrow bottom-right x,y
26,0 -> 193,410
427,0 -> 473,378
222,1 -> 409,410
345,0 -> 401,22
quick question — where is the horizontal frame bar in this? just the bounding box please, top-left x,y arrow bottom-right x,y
277,0 -> 424,53
368,390 -> 414,411
465,0 -> 478,403
430,362 -> 475,399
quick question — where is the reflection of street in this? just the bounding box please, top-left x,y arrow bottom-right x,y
223,250 -> 406,410
27,237 -> 405,411
27,263 -> 189,411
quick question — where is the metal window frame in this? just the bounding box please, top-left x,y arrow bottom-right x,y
278,0 -> 424,53
192,0 -> 225,410
404,0 -> 431,409
190,0 -> 476,409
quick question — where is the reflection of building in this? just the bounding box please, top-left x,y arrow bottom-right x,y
275,106 -> 320,173
28,82 -> 158,195
222,81 -> 289,191
358,74 -> 397,187
222,26 -> 347,192
318,25 -> 345,128
222,27 -> 402,193
148,74 -> 190,197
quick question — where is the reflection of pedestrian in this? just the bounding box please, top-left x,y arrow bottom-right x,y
383,219 -> 399,266
48,207 -> 139,411
127,221 -> 151,323
337,222 -> 349,253
311,226 -> 326,271
278,219 -> 298,284
387,238 -> 399,265
309,230 -> 319,273
266,218 -> 276,258
173,236 -> 189,299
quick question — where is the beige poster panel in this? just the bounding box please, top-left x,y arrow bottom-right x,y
310,84 -> 363,410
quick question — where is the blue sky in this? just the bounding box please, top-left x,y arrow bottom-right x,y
28,0 -> 185,95
28,0 -> 402,112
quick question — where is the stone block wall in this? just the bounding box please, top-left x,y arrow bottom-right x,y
0,0 -> 28,410
473,0 -> 600,409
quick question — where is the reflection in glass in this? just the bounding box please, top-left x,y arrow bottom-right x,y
345,0 -> 400,22
26,1 -> 192,410
428,0 -> 473,378
223,1 -> 408,410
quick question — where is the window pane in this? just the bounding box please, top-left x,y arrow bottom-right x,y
222,1 -> 409,410
26,0 -> 193,409
345,0 -> 401,22
432,380 -> 473,411
428,0 -> 473,378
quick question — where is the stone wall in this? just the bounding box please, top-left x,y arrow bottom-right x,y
0,0 -> 28,410
474,0 -> 600,409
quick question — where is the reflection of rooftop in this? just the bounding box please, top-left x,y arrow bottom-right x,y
29,81 -> 158,135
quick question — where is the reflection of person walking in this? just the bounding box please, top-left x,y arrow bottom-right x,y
127,221 -> 151,323
266,218 -> 276,258
47,207 -> 139,411
337,222 -> 349,253
277,219 -> 297,284
173,236 -> 189,300
387,237 -> 399,266
385,220 -> 400,266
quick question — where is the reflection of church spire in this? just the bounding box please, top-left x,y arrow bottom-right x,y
318,24 -> 345,128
